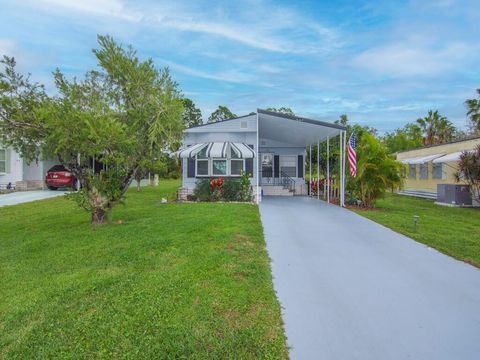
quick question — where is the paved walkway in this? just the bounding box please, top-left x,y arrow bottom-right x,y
0,190 -> 66,207
260,196 -> 480,360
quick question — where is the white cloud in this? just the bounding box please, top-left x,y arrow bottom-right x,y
33,0 -> 341,54
0,39 -> 17,56
39,0 -> 142,21
158,59 -> 255,84
353,40 -> 470,77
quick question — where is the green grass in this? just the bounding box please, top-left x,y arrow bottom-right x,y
353,193 -> 480,267
0,180 -> 288,359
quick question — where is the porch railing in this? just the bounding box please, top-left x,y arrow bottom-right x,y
259,170 -> 296,194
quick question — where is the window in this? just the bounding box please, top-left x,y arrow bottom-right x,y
196,160 -> 209,176
230,159 -> 244,175
195,146 -> 209,176
419,163 -> 428,179
280,156 -> 296,177
194,146 -> 245,177
212,159 -> 227,175
0,149 -> 6,173
409,164 -> 416,179
432,163 -> 444,179
48,165 -> 67,172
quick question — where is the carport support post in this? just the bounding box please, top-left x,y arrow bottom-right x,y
344,131 -> 347,205
339,131 -> 344,207
317,140 -> 320,200
327,136 -> 330,204
343,130 -> 347,206
309,144 -> 312,196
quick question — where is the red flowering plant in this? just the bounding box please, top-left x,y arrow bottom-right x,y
210,177 -> 224,201
310,179 -> 318,195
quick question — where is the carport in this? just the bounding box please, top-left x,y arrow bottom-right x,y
257,109 -> 347,203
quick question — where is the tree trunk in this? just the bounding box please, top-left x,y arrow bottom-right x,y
91,208 -> 109,225
136,179 -> 141,192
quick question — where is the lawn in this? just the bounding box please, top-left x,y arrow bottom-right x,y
353,193 -> 480,267
0,180 -> 288,359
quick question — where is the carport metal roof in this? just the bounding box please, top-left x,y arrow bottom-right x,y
257,109 -> 345,146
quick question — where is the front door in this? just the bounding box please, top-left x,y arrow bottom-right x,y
261,153 -> 273,184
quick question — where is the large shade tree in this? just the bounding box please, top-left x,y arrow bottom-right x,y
182,98 -> 202,128
416,110 -> 456,145
0,36 -> 184,224
265,107 -> 295,116
383,122 -> 423,153
207,105 -> 237,123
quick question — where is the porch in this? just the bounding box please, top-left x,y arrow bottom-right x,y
256,109 -> 346,204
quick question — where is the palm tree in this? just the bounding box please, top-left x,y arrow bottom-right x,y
465,88 -> 480,134
416,110 -> 456,145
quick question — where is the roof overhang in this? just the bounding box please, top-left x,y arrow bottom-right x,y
257,109 -> 345,146
401,153 -> 445,164
432,151 -> 471,163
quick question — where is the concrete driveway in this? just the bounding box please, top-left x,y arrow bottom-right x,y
0,190 -> 66,207
260,196 -> 480,360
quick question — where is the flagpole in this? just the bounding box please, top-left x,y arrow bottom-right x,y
327,136 -> 330,204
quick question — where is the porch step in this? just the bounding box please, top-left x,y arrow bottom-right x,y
397,189 -> 437,200
262,185 -> 294,196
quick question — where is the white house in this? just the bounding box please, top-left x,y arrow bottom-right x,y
177,109 -> 347,204
0,143 -> 57,190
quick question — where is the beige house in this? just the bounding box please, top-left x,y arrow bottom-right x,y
396,136 -> 480,199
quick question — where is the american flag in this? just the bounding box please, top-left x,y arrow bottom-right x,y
348,133 -> 357,177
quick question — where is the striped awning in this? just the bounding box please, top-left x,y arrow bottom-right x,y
176,142 -> 255,158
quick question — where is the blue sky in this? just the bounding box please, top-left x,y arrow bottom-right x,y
1,0 -> 479,133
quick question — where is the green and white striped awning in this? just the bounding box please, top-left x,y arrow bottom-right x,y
176,142 -> 255,158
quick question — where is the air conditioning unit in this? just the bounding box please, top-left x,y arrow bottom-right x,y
437,184 -> 472,206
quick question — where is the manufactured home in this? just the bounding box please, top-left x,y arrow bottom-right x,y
177,109 -> 347,203
396,136 -> 480,200
0,143 -> 57,190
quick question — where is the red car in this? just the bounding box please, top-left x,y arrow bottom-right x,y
45,165 -> 79,190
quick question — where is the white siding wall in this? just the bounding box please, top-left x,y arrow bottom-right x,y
0,147 -> 23,185
181,115 -> 258,194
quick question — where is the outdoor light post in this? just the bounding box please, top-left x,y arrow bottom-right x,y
413,215 -> 420,232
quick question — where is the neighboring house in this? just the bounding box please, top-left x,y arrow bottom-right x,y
396,136 -> 480,199
177,109 -> 347,203
0,142 -> 57,190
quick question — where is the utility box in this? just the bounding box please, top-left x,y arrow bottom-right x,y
437,184 -> 472,206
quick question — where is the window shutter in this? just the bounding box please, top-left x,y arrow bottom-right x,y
297,155 -> 303,178
187,158 -> 195,178
245,144 -> 254,176
274,155 -> 279,178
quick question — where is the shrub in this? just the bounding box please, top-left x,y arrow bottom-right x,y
193,175 -> 253,202
193,179 -> 212,201
350,133 -> 404,208
222,179 -> 242,201
239,171 -> 253,202
455,144 -> 480,203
